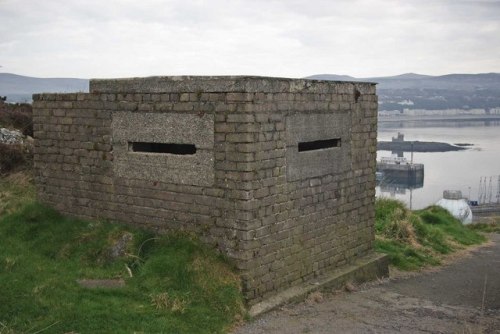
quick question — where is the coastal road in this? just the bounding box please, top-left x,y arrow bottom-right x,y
234,234 -> 500,334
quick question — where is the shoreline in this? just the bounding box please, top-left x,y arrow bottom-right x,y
377,140 -> 467,153
378,114 -> 500,123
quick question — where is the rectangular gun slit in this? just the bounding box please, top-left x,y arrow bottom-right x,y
298,138 -> 341,152
129,142 -> 197,155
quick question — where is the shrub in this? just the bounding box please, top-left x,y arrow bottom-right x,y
0,143 -> 28,174
0,103 -> 33,136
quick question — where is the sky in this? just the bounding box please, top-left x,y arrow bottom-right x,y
1,0 -> 500,79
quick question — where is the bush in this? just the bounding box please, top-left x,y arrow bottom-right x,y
0,103 -> 33,136
0,143 -> 29,174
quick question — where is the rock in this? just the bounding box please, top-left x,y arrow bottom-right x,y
77,278 -> 126,289
0,128 -> 24,145
306,291 -> 324,304
24,135 -> 34,153
345,282 -> 358,292
107,232 -> 134,259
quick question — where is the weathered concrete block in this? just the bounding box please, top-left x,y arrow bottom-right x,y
285,113 -> 351,181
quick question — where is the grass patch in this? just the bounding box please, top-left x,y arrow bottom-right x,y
0,177 -> 244,333
468,216 -> 500,233
0,171 -> 35,216
375,198 -> 486,270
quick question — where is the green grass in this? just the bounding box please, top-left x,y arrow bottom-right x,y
375,198 -> 486,270
0,179 -> 244,333
2,170 -> 492,331
0,172 -> 35,216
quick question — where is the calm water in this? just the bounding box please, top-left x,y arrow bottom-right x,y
376,120 -> 500,209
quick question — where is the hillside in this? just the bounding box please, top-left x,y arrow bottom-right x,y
307,73 -> 500,112
307,72 -> 500,90
2,72 -> 500,111
0,73 -> 89,103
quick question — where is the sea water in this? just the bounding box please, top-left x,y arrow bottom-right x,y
376,119 -> 500,209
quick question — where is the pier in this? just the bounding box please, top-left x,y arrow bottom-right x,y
377,157 -> 424,188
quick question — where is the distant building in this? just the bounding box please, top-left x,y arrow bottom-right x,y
392,132 -> 404,142
401,108 -> 487,116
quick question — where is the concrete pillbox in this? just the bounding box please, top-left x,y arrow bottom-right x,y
33,76 -> 384,308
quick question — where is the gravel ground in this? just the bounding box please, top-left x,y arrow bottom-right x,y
234,234 -> 500,334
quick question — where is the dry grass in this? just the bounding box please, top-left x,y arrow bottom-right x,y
0,143 -> 29,174
388,238 -> 494,280
0,171 -> 35,217
0,322 -> 16,334
378,206 -> 421,248
469,216 -> 500,233
475,216 -> 500,224
150,292 -> 171,309
344,282 -> 358,292
305,291 -> 324,304
150,292 -> 188,314
190,255 -> 242,292
375,199 -> 486,270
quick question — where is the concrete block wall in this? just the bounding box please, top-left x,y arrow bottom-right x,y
32,76 -> 378,304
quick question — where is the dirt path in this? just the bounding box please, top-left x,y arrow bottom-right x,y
234,234 -> 500,334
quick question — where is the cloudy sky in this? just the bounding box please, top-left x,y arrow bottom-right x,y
1,0 -> 499,79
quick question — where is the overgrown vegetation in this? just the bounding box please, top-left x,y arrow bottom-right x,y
0,143 -> 31,174
0,172 -> 35,217
0,101 -> 34,174
0,101 -> 33,136
468,216 -> 500,233
0,177 -> 244,333
375,198 -> 486,270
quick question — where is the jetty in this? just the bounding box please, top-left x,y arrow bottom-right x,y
377,155 -> 424,188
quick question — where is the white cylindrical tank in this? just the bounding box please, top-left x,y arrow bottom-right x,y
436,190 -> 473,224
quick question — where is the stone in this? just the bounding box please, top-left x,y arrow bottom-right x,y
107,231 -> 134,259
77,279 -> 126,289
0,128 -> 24,144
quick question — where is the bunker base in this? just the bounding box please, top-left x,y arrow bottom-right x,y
249,253 -> 389,317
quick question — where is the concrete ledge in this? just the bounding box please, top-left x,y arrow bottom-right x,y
248,252 -> 389,317
89,76 -> 376,94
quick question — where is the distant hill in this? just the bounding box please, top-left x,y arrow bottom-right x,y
307,72 -> 500,90
0,73 -> 89,103
306,74 -> 357,82
2,72 -> 500,111
382,73 -> 433,80
307,73 -> 500,111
